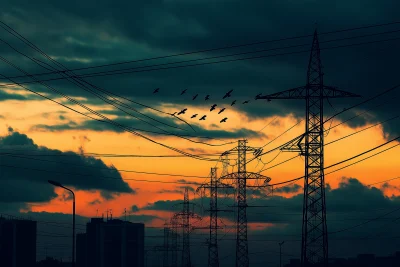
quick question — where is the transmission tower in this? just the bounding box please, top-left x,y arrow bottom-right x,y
173,188 -> 201,267
170,217 -> 179,267
163,225 -> 170,267
257,30 -> 360,266
222,140 -> 271,267
197,167 -> 233,267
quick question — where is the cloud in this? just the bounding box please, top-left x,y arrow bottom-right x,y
31,110 -> 265,140
274,184 -> 302,194
88,199 -> 101,205
2,0 -> 399,139
141,177 -> 400,264
0,131 -> 134,204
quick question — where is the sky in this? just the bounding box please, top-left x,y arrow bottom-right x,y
0,1 -> 400,266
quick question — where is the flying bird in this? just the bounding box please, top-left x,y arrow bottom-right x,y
255,93 -> 262,100
242,100 -> 249,104
181,89 -> 187,95
218,108 -> 226,114
199,115 -> 207,121
210,104 -> 217,111
205,95 -> 210,101
153,88 -> 160,94
177,108 -> 187,115
231,100 -> 236,106
192,94 -> 198,100
191,114 -> 198,119
223,89 -> 233,99
220,117 -> 228,123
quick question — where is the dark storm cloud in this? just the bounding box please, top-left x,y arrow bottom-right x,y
31,109 -> 266,139
0,131 -> 134,203
141,177 -> 400,264
0,89 -> 40,101
1,0 -> 400,139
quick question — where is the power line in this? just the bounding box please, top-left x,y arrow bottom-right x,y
0,34 -> 235,148
4,35 -> 400,85
0,63 -> 221,162
4,20 -> 400,80
250,135 -> 400,187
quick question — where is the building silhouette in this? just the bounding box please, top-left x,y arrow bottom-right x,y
0,216 -> 37,267
36,257 -> 72,267
77,218 -> 144,267
76,233 -> 87,267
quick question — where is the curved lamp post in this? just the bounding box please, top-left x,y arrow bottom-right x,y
48,180 -> 75,267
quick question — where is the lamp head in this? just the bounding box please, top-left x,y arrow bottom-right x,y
48,180 -> 63,187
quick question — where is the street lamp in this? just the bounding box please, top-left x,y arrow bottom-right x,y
279,241 -> 285,267
48,180 -> 75,267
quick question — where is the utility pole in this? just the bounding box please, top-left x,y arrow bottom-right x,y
222,140 -> 271,267
257,30 -> 360,266
279,241 -> 285,267
173,188 -> 201,267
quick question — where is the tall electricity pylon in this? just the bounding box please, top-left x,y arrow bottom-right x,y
163,225 -> 170,267
257,30 -> 360,266
170,217 -> 179,267
197,167 -> 233,267
174,188 -> 201,267
223,140 -> 271,267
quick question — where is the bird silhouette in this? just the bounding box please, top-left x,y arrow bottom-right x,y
223,89 -> 233,99
191,114 -> 198,119
255,93 -> 262,100
218,108 -> 226,114
220,117 -> 228,123
199,115 -> 207,121
181,89 -> 187,95
192,94 -> 198,100
205,95 -> 210,101
177,108 -> 187,115
153,88 -> 160,94
210,104 -> 217,111
242,100 -> 249,104
231,100 -> 236,106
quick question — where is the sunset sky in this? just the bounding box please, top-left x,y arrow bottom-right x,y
0,1 -> 400,266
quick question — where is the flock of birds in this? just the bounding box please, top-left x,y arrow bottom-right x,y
152,88 -> 260,123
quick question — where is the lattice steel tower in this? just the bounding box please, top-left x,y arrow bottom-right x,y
223,140 -> 271,267
196,167 -> 232,267
163,225 -> 170,267
173,188 -> 201,267
182,188 -> 191,267
170,217 -> 179,267
257,30 -> 359,266
208,167 -> 219,267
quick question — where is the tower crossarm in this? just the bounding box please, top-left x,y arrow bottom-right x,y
257,85 -> 360,100
220,172 -> 271,182
280,134 -> 305,154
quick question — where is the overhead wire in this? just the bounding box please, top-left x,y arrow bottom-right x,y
3,34 -> 400,85
0,32 -> 235,147
3,21 -> 400,81
0,61 -> 221,162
